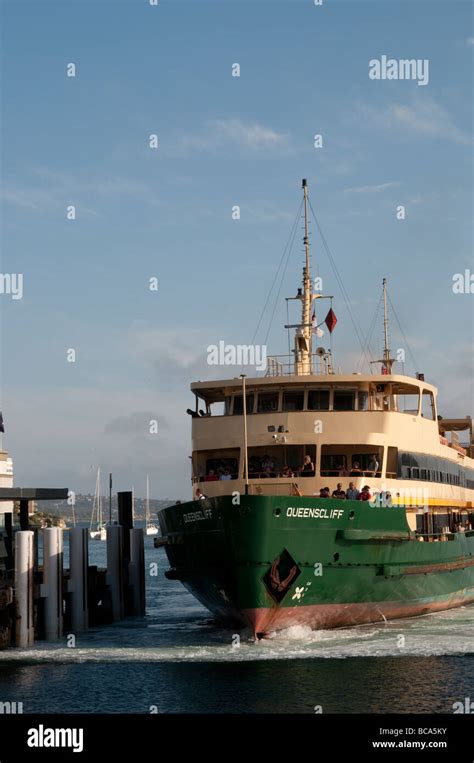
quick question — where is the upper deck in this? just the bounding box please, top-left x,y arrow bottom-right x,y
191,372 -> 438,416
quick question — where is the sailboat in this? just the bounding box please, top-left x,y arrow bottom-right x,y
89,467 -> 107,541
145,475 -> 159,535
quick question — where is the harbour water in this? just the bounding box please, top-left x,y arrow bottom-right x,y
0,529 -> 473,714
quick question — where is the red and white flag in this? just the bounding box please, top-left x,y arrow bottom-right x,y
311,313 -> 324,338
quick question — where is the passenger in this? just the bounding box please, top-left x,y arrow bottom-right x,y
332,483 -> 346,499
464,520 -> 472,531
346,482 -> 360,500
195,488 -> 207,500
358,485 -> 372,501
350,460 -> 362,477
300,455 -> 315,477
262,454 -> 275,472
368,454 -> 379,476
219,469 -> 232,481
336,460 -> 349,477
281,464 -> 295,478
204,469 -> 219,482
319,487 -> 330,498
249,459 -> 260,477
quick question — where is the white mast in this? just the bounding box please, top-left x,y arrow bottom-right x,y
146,474 -> 150,526
382,277 -> 393,372
98,466 -> 102,527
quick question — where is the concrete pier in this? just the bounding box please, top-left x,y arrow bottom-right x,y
0,486 -> 147,649
129,528 -> 145,616
42,527 -> 64,640
14,531 -> 34,647
106,525 -> 124,621
69,527 -> 89,633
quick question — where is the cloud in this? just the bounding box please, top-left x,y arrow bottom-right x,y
175,118 -> 289,155
466,37 -> 474,46
1,170 -> 156,216
212,119 -> 287,149
357,96 -> 471,146
104,411 -> 168,436
344,182 -> 400,194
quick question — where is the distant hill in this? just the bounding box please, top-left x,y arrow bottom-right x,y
36,494 -> 183,522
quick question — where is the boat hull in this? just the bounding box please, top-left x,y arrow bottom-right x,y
158,495 -> 474,636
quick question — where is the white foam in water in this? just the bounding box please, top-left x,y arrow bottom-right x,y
5,538 -> 474,663
1,606 -> 473,664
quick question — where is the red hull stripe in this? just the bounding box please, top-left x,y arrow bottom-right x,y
242,594 -> 474,634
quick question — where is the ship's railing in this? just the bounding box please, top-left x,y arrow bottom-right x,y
320,468 -> 382,479
415,532 -> 456,542
265,354 -> 331,376
247,481 -> 300,496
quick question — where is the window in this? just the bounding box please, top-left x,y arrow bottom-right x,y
386,446 -> 398,478
320,445 -> 383,477
224,397 -> 232,415
421,390 -> 436,421
247,445 -> 316,479
333,389 -> 356,411
233,394 -> 255,415
393,385 -> 420,414
358,391 -> 369,411
370,383 -> 392,411
307,389 -> 330,410
257,392 -> 279,414
283,390 -> 304,412
194,448 -> 240,482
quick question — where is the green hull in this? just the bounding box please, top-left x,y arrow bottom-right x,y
158,495 -> 474,636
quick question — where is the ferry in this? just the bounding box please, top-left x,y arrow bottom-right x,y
158,179 -> 474,637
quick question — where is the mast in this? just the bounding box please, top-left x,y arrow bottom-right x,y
371,277 -> 394,373
294,178 -> 313,375
109,472 -> 112,525
383,278 -> 390,369
98,466 -> 102,527
146,474 -> 150,526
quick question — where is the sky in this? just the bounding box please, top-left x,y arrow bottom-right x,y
0,0 -> 473,500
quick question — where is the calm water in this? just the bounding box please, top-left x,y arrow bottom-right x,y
0,529 -> 473,713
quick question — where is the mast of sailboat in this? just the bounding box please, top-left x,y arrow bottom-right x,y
98,466 -> 102,527
294,179 -> 313,375
146,474 -> 150,526
109,472 -> 112,525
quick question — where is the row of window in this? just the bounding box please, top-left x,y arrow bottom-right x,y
221,387 -> 436,417
398,451 -> 474,489
194,445 -> 473,486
